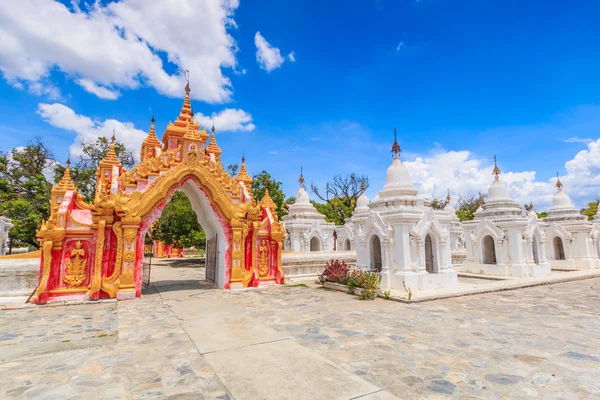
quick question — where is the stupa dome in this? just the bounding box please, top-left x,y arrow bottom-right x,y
385,159 -> 412,187
296,187 -> 310,205
487,180 -> 511,202
356,193 -> 370,209
552,190 -> 574,209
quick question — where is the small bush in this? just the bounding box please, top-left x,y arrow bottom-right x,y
359,271 -> 382,300
318,260 -> 350,284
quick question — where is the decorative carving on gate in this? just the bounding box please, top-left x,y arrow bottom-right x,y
32,84 -> 284,304
63,241 -> 87,287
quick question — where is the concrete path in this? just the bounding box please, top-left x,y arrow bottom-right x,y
149,261 -> 397,400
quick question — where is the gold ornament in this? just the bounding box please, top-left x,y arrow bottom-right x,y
63,241 -> 87,287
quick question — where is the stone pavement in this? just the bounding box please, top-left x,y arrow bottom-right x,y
1,258 -> 599,399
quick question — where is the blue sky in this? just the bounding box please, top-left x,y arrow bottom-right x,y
1,0 -> 599,209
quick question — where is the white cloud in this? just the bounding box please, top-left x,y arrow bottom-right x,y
396,42 -> 405,52
254,32 -> 293,72
562,137 -> 593,144
0,0 -> 240,102
401,139 -> 600,210
37,103 -> 147,162
194,108 -> 255,132
77,79 -> 120,100
403,150 -> 556,209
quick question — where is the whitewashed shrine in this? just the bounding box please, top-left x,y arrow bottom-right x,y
351,130 -> 458,291
282,170 -> 336,252
462,159 -> 551,277
543,176 -> 598,269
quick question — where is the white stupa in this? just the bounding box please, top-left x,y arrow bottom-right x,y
282,168 -> 335,252
543,175 -> 598,269
462,157 -> 551,277
351,129 -> 457,292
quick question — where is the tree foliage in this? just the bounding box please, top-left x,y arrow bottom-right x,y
0,138 -> 55,249
582,201 -> 599,221
456,193 -> 487,222
151,191 -> 206,249
251,170 -> 287,217
226,164 -> 239,177
429,198 -> 449,210
54,137 -> 135,202
311,173 -> 368,225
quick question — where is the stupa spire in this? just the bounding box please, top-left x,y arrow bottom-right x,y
556,172 -> 563,192
446,188 -> 451,203
391,127 -> 401,159
260,184 -> 277,212
492,155 -> 501,182
206,124 -> 222,155
235,154 -> 252,184
54,156 -> 76,193
102,131 -> 120,165
299,167 -> 305,188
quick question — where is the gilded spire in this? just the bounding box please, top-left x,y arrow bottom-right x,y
260,185 -> 277,211
102,131 -> 121,166
142,114 -> 162,150
360,182 -> 366,191
446,189 -> 451,203
299,167 -> 305,188
235,155 -> 252,184
556,172 -> 563,192
206,125 -> 222,155
391,127 -> 401,159
53,156 -> 76,193
529,198 -> 534,210
492,155 -> 500,182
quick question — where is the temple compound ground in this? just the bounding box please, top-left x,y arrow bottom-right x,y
1,259 -> 599,399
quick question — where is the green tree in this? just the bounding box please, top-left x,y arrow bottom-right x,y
0,138 -> 56,249
311,173 -> 368,225
456,193 -> 486,222
151,191 -> 206,249
54,137 -> 135,202
582,201 -> 599,221
226,164 -> 239,177
429,198 -> 448,210
251,170 -> 287,217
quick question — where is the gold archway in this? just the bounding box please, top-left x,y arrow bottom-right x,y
33,85 -> 284,304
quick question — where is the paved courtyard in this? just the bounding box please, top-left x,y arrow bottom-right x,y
1,258 -> 599,399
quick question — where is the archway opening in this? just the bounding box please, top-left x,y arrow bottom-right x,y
370,235 -> 382,271
139,178 -> 228,291
310,237 -> 321,252
482,235 -> 496,264
344,239 -> 351,251
554,236 -> 566,260
425,234 -> 437,273
532,236 -> 540,264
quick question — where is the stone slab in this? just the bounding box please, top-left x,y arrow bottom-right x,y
203,339 -> 381,400
182,314 -> 287,354
168,297 -> 237,321
354,390 -> 400,399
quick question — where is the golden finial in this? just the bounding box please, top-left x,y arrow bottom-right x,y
360,182 -> 366,191
299,167 -> 305,188
111,129 -> 116,143
556,172 -> 563,192
391,127 -> 401,159
492,155 -> 500,182
260,185 -> 277,211
236,154 -> 252,184
529,198 -> 533,210
53,156 -> 76,193
478,195 -> 484,207
446,189 -> 451,203
184,69 -> 190,93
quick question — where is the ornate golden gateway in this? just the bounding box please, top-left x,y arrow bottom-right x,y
33,84 -> 285,304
